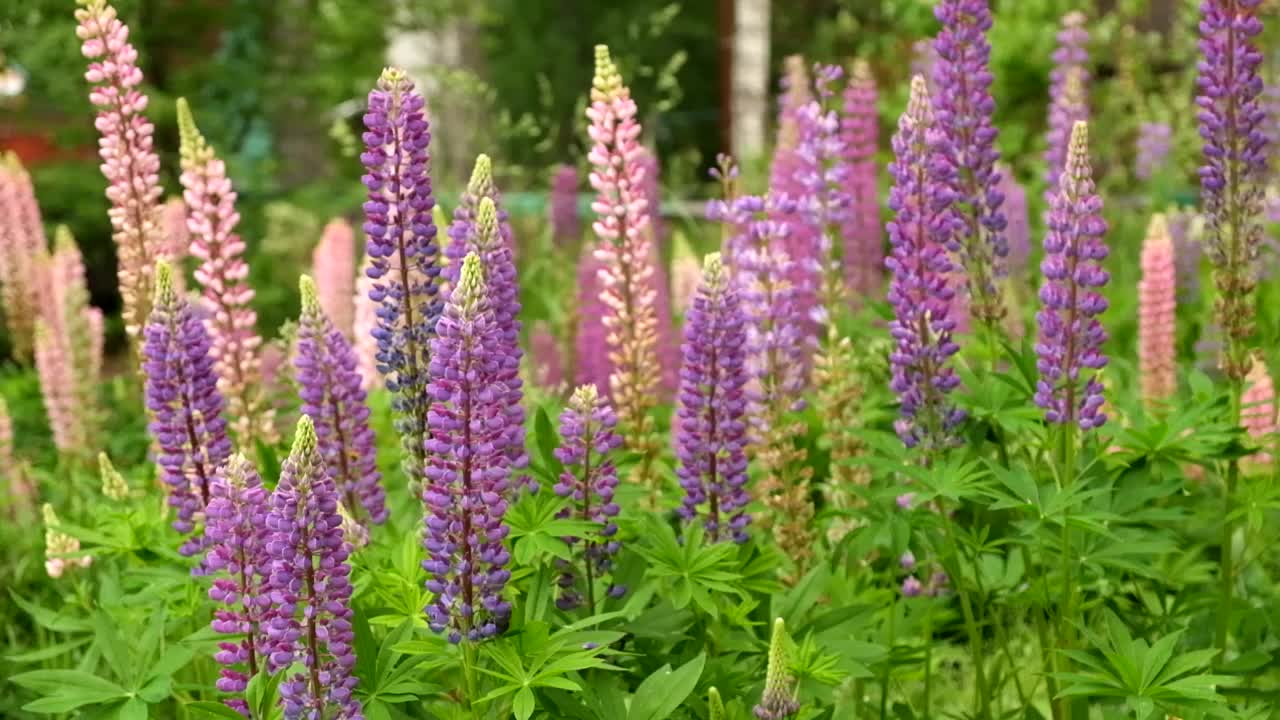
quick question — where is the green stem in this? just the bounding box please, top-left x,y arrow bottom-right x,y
923,604 -> 933,718
995,606 -> 1029,708
1056,422 -> 1077,720
939,509 -> 991,719
462,641 -> 480,718
1216,380 -> 1243,660
881,598 -> 895,720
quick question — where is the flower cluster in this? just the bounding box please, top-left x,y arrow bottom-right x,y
840,60 -> 882,300
177,98 -> 275,445
446,154 -> 517,272
1241,353 -> 1276,468
297,275 -> 387,526
553,384 -> 624,611
143,261 -> 232,555
0,153 -> 46,361
753,618 -> 800,719
998,166 -> 1029,277
1035,122 -> 1109,429
43,503 -> 92,579
353,254 -> 379,390
550,164 -> 581,248
422,253 -> 513,642
1138,214 -> 1176,408
99,452 -> 129,501
1044,12 -> 1090,202
313,218 -> 357,339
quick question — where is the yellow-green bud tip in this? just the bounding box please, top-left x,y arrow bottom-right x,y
153,260 -> 175,307
290,415 -> 318,458
468,154 -> 494,196
53,225 -> 76,253
299,274 -> 320,316
592,45 -> 623,99
456,252 -> 487,312
708,687 -> 726,720
41,503 -> 58,526
569,383 -> 600,413
176,97 -> 207,169
701,252 -> 726,292
224,453 -> 252,489
476,197 -> 499,250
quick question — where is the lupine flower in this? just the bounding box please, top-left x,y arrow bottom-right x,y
773,56 -> 812,154
902,576 -> 924,597
75,0 -> 166,341
932,0 -> 1008,326
0,397 -> 12,485
34,321 -> 76,453
353,254 -> 379,390
361,67 -> 443,482
296,275 -> 387,526
263,417 -> 362,719
910,39 -> 939,91
1168,209 -> 1202,303
674,254 -> 751,544
753,618 -> 800,719
900,550 -> 917,570
0,395 -> 36,520
1035,122 -> 1109,430
99,452 -> 129,501
1263,80 -> 1280,169
0,153 -> 46,361
573,243 -> 612,395
637,150 -> 679,396
1045,12 -> 1090,202
446,164 -> 529,486
840,59 -> 882,300
671,248 -> 702,316
897,492 -> 915,509
1197,0 -> 1268,381
177,98 -> 275,445
43,504 -> 92,579
885,76 -> 965,451
160,196 -> 189,294
313,218 -> 357,339
144,260 -> 232,555
423,253 -> 512,643
530,321 -> 564,391
587,45 -> 663,500
998,166 -> 1030,277
1139,214 -> 1177,408
815,335 -> 886,542
550,164 -> 581,248
202,454 -> 272,715
1136,122 -> 1173,181
1241,353 -> 1275,467
552,384 -> 624,612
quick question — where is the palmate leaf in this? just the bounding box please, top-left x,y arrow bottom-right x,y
10,669 -> 130,713
627,516 -> 745,616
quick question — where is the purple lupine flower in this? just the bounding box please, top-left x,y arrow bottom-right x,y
1196,0 -> 1268,380
910,39 -> 939,92
1136,122 -> 1173,181
753,618 -> 800,720
552,384 -> 624,612
550,164 -> 581,249
884,77 -> 965,451
530,321 -> 565,391
899,550 -> 917,570
932,0 -> 1008,325
202,454 -> 272,716
1045,12 -> 1090,202
637,148 -> 667,252
636,148 -> 681,397
296,275 -> 387,526
444,163 -> 529,488
1035,122 -> 1109,430
840,59 -> 882,300
902,576 -> 924,597
143,260 -> 232,556
263,417 -> 361,720
422,253 -> 512,643
674,254 -> 751,544
998,165 -> 1030,277
361,67 -> 442,481
1263,80 -> 1280,169
1168,209 -> 1201,303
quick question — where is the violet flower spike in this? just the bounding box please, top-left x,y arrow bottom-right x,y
1034,122 -> 1110,430
884,76 -> 965,451
422,253 -> 513,643
296,275 -> 388,526
263,417 -> 362,720
143,260 -> 232,556
1044,12 -> 1090,202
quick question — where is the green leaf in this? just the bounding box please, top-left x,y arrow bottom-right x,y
513,686 -> 537,720
534,406 -> 565,479
5,637 -> 92,663
185,701 -> 251,720
115,697 -> 148,720
11,670 -> 129,711
627,652 -> 706,720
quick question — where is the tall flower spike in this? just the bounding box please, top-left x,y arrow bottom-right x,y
202,454 -> 272,715
43,503 -> 92,579
885,76 -> 965,451
34,319 -> 76,454
573,243 -> 612,395
313,218 -> 357,339
674,254 -> 751,544
753,618 -> 800,719
263,417 -> 362,719
0,153 -> 47,362
1035,122 -> 1110,429
550,164 -> 581,248
75,0 -> 166,342
1139,215 -> 1177,408
769,58 -> 817,332
553,384 -> 624,612
1045,12 -> 1090,202
636,149 -> 680,396
353,254 -> 379,390
1197,0 -> 1268,380
998,166 -> 1030,277
840,60 -> 883,300
160,196 -> 190,294
932,0 -> 1008,326
297,275 -> 387,526
1241,353 -> 1275,468
99,451 -> 129,501
587,45 -> 663,501
446,155 -> 516,272
361,67 -> 443,483
143,260 -> 232,555
422,253 -> 513,643
177,98 -> 275,445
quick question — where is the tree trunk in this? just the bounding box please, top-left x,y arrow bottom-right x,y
731,0 -> 771,160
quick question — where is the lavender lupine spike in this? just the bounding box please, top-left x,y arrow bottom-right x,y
177,98 -> 276,445
753,618 -> 800,719
885,76 -> 965,451
1136,122 -> 1173,181
75,0 -> 166,342
263,417 -> 362,719
553,384 -> 624,612
0,153 -> 47,362
297,276 -> 387,526
997,166 -> 1030,277
1045,12 -> 1090,202
1197,0 -> 1268,380
1168,209 -> 1202,303
445,155 -> 516,276
353,254 -> 379,390
840,60 -> 882,300
202,454 -> 272,716
674,254 -> 751,544
1035,122 -> 1110,429
932,0 -> 1008,325
422,253 -> 513,643
313,219 -> 357,339
550,164 -> 581,248
144,260 -> 232,555
361,67 -> 443,482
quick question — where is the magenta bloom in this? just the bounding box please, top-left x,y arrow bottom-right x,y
1138,216 -> 1176,406
1044,12 -> 1090,202
840,60 -> 882,300
296,276 -> 387,526
313,218 -> 357,338
998,167 -> 1030,277
531,322 -> 564,390
143,261 -> 232,555
574,244 -> 612,395
550,164 -> 581,248
1035,122 -> 1109,429
884,77 -> 965,451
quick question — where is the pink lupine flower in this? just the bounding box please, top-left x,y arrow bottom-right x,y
1138,215 -> 1177,407
840,59 -> 882,300
75,0 -> 167,342
160,196 -> 189,293
0,396 -> 35,519
33,321 -> 75,451
0,153 -> 48,362
352,254 -> 379,390
43,504 -> 92,579
671,249 -> 702,316
176,98 -> 274,445
573,243 -> 611,396
1241,354 -> 1275,468
313,218 -> 357,338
